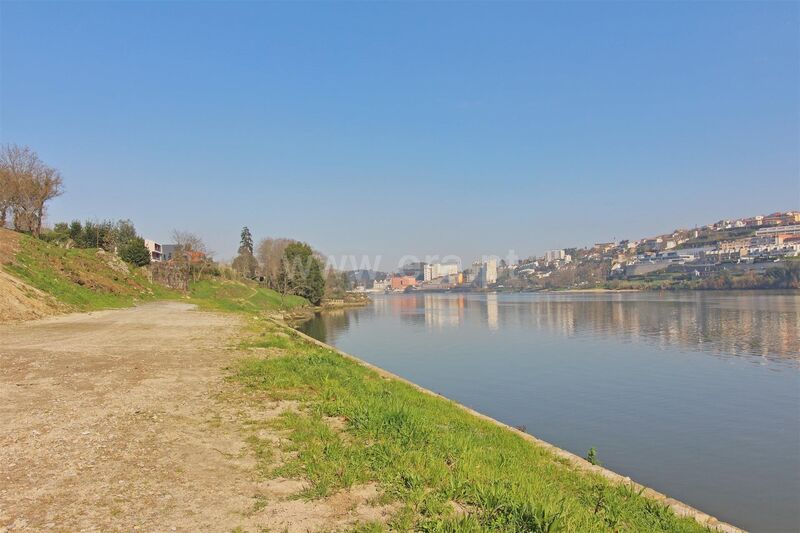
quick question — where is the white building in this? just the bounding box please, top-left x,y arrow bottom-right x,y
473,259 -> 497,288
485,259 -> 497,285
544,249 -> 565,263
371,279 -> 390,292
144,239 -> 163,262
756,224 -> 800,237
423,262 -> 460,281
143,240 -> 180,262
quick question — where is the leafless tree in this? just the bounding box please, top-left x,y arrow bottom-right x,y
171,230 -> 208,254
256,237 -> 294,289
0,144 -> 63,236
171,229 -> 214,281
0,165 -> 17,228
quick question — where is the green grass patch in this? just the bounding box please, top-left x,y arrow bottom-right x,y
4,233 -> 177,310
189,279 -> 308,313
233,325 -> 710,532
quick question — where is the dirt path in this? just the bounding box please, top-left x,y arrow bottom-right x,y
0,302 -> 253,531
0,302 -> 392,532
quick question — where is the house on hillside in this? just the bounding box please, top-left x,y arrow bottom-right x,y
143,240 -> 207,263
144,240 -> 163,262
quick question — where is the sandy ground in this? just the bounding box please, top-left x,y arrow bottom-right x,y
0,302 -> 393,532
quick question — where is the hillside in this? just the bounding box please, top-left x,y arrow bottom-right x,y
0,228 -> 175,321
0,229 -> 66,321
0,229 -> 308,322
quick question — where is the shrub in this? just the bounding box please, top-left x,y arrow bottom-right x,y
119,237 -> 151,266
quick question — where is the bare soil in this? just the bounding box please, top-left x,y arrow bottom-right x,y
0,302 -> 391,532
0,228 -> 18,265
0,229 -> 64,322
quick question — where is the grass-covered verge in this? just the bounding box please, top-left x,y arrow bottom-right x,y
4,232 -> 178,310
232,323 -> 711,532
188,279 -> 308,313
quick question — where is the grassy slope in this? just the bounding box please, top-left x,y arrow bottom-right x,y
4,233 -> 177,310
188,279 -> 308,313
3,232 -> 308,315
233,323 -> 709,532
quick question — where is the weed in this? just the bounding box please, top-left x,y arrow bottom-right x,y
586,447 -> 601,466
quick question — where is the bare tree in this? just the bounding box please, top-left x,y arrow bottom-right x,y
256,237 -> 294,289
171,230 -> 214,281
30,165 -> 63,236
0,144 -> 63,236
0,163 -> 17,228
171,230 -> 208,255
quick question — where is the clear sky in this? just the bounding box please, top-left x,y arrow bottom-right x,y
1,1 -> 798,269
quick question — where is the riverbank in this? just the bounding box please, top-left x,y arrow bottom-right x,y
0,229 -> 749,531
233,314 -> 744,532
0,296 -> 748,532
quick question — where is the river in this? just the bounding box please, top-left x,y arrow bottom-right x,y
298,291 -> 800,532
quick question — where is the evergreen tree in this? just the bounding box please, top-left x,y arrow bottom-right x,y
233,226 -> 258,278
240,226 -> 254,255
278,242 -> 325,305
68,220 -> 82,241
119,237 -> 151,266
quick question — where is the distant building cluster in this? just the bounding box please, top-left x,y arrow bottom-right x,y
349,258 -> 499,294
515,211 -> 800,285
607,215 -> 800,279
346,210 -> 800,293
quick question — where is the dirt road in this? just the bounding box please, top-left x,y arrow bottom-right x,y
0,302 -> 393,532
0,302 -> 252,531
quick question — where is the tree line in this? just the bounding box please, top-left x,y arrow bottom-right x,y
232,227 -> 348,305
1,143 -> 345,303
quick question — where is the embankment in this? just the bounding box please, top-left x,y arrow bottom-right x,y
232,314 -> 746,532
0,228 -> 176,319
285,322 -> 744,532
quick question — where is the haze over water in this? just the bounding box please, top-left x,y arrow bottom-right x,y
299,291 -> 800,533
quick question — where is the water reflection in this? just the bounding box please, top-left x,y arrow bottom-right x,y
304,291 -> 800,363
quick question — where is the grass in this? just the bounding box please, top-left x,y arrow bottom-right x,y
232,324 -> 711,532
5,233 -> 178,310
188,279 -> 308,313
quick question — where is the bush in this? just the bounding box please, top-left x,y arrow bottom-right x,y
119,237 -> 151,267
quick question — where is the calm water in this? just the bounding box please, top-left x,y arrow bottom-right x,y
299,291 -> 800,533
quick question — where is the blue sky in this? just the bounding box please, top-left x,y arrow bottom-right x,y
1,1 -> 798,268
